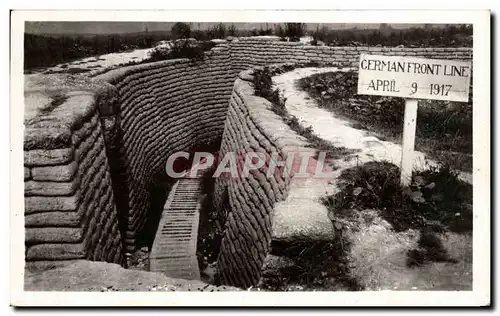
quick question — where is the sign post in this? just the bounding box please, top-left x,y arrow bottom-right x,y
357,54 -> 471,186
400,98 -> 418,186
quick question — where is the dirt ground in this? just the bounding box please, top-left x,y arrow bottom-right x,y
24,260 -> 239,292
346,210 -> 472,291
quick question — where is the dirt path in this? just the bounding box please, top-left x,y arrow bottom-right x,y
271,68 -> 472,291
273,67 -> 472,184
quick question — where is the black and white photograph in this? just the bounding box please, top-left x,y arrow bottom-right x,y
9,9 -> 490,307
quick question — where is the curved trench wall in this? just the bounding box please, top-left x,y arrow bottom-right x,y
24,37 -> 472,273
94,45 -> 234,253
213,67 -> 312,287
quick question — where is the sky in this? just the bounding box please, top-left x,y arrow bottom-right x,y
24,22 -> 448,35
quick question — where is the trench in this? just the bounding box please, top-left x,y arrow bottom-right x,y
25,40 -> 474,291
125,139 -> 223,282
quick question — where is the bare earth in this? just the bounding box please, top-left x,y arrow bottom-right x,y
24,260 -> 239,292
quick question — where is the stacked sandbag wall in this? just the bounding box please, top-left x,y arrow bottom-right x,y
24,80 -> 123,269
228,37 -> 472,72
214,67 -> 311,288
95,45 -> 235,253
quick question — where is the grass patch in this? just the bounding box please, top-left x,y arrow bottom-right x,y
258,239 -> 361,291
324,161 -> 472,232
406,231 -> 458,267
66,67 -> 91,74
98,40 -> 218,74
146,39 -> 216,63
322,161 -> 472,269
298,71 -> 472,172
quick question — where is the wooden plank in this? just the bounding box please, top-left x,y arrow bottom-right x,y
149,177 -> 202,280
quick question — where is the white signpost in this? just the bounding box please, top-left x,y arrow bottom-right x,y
357,54 -> 472,186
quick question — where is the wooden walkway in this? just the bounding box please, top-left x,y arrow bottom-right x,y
149,178 -> 202,280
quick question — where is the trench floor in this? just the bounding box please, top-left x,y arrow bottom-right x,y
149,178 -> 202,280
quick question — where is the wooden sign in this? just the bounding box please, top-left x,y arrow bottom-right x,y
357,54 -> 472,186
357,54 -> 471,102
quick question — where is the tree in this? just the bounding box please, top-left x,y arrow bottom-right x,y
211,23 -> 226,39
285,23 -> 307,42
274,24 -> 285,39
379,23 -> 393,35
312,25 -> 329,42
228,23 -> 238,37
171,22 -> 191,39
